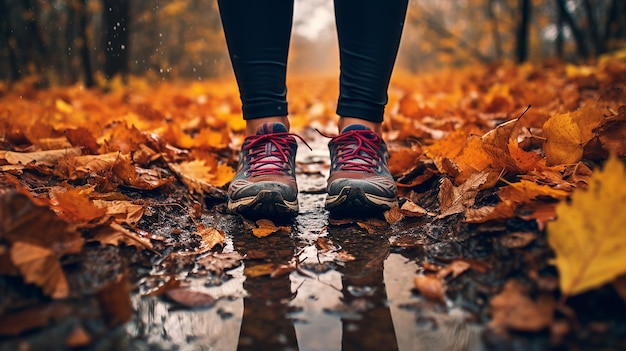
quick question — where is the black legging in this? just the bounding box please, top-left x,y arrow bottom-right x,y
218,0 -> 408,123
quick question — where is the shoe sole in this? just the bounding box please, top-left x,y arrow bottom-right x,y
228,190 -> 299,217
325,186 -> 396,213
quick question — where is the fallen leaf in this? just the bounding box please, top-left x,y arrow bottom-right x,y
90,222 -> 154,250
543,112 -> 584,166
489,280 -> 554,332
437,171 -> 489,219
50,187 -> 107,223
168,159 -> 232,195
547,154 -> 626,296
11,242 -> 69,298
252,219 -> 290,238
196,252 -> 243,275
0,147 -> 82,166
499,179 -> 570,204
92,199 -> 145,224
413,274 -> 445,302
244,263 -> 276,278
165,289 -> 216,308
399,200 -> 435,217
65,127 -> 100,154
0,191 -> 84,256
197,225 -> 225,250
383,206 -> 404,224
436,260 -> 471,279
356,218 -> 389,234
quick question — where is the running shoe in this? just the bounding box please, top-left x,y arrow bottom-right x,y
228,123 -> 299,217
325,124 -> 397,213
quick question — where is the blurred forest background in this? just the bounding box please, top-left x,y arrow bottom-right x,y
1,0 -> 625,86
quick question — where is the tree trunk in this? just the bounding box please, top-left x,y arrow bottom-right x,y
582,0 -> 604,55
556,0 -> 589,59
487,0 -> 503,60
0,0 -> 21,80
79,0 -> 95,87
515,0 -> 531,63
103,0 -> 130,79
556,1 -> 564,59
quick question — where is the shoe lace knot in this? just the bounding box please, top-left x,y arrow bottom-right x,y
243,132 -> 310,177
329,130 -> 383,172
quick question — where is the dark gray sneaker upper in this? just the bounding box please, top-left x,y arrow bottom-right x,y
325,124 -> 397,212
227,123 -> 299,216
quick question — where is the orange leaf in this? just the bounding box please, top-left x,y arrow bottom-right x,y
413,274 -> 445,302
11,242 -> 69,298
51,187 -> 107,223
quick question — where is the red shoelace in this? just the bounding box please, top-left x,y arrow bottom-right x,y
327,129 -> 382,173
243,132 -> 310,177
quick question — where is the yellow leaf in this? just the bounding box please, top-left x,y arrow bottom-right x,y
252,219 -> 290,238
168,160 -> 232,195
543,112 -> 583,166
197,226 -> 225,250
547,155 -> 626,296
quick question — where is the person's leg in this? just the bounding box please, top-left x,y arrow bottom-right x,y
219,0 -> 299,217
218,0 -> 294,136
334,0 -> 408,134
326,0 -> 408,213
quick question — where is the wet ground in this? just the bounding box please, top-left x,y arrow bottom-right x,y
2,130 -> 626,351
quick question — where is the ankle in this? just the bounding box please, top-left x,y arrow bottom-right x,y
245,116 -> 290,136
338,117 -> 382,136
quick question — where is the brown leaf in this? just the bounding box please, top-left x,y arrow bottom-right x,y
356,218 -> 389,234
197,225 -> 225,250
50,187 -> 107,223
11,242 -> 69,298
92,199 -> 145,224
196,252 -> 243,275
165,289 -> 216,308
437,171 -> 489,219
489,280 -> 555,332
0,191 -> 83,256
65,127 -> 99,154
96,273 -> 132,327
399,200 -> 435,217
0,147 -> 82,166
383,206 -> 404,224
436,260 -> 471,280
90,222 -> 154,250
413,274 -> 445,302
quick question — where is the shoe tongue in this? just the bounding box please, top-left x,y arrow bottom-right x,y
257,122 -> 288,135
340,124 -> 370,133
252,122 -> 288,173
